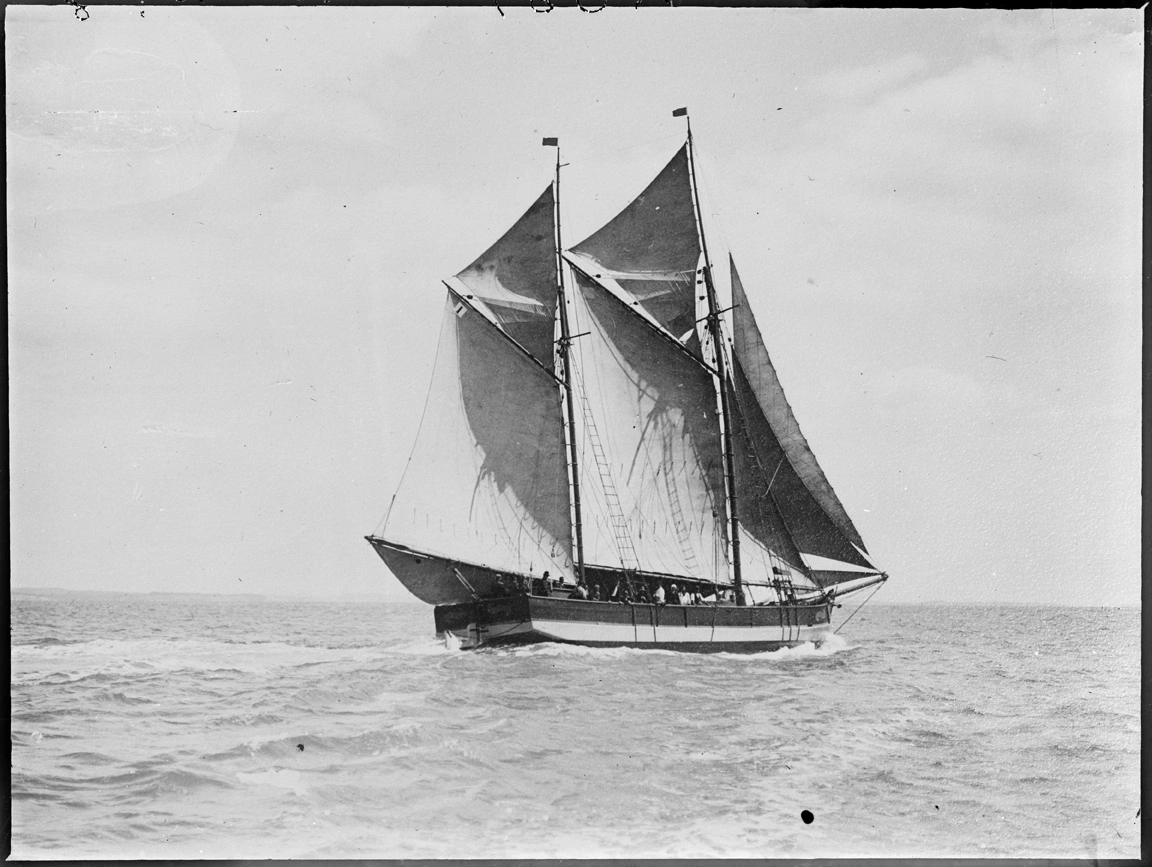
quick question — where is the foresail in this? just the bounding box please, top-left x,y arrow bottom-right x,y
728,391 -> 808,575
455,185 -> 559,371
572,146 -> 701,343
380,293 -> 573,578
729,257 -> 873,569
568,268 -> 729,584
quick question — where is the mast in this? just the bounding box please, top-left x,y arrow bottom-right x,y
676,108 -> 745,606
545,137 -> 586,584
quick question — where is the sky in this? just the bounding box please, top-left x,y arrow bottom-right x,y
7,7 -> 1142,605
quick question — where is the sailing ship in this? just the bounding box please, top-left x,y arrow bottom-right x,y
367,109 -> 886,651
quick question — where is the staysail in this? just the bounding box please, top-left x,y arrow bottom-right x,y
728,256 -> 875,575
567,266 -> 729,584
454,185 -> 559,371
572,146 -> 701,344
378,292 -> 573,578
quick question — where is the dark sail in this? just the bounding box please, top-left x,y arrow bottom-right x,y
728,379 -> 808,574
454,185 -> 559,371
728,256 -> 874,571
572,146 -> 701,342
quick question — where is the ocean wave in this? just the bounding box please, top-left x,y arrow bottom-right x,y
235,767 -> 308,797
715,632 -> 855,661
10,596 -> 1140,860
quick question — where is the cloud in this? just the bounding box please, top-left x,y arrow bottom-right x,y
874,365 -> 987,412
811,53 -> 930,100
6,9 -> 241,213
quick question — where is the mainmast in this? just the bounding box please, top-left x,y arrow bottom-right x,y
544,137 -> 586,584
676,108 -> 745,606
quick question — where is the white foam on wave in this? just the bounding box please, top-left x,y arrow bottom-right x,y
235,768 -> 307,797
385,636 -> 460,656
721,631 -> 855,661
12,636 -> 394,683
507,642 -> 682,660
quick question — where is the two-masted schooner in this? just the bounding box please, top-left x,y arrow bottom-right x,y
367,109 -> 886,651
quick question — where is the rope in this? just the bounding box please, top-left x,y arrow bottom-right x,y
833,581 -> 884,635
378,308 -> 449,535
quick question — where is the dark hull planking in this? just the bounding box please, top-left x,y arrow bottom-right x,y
367,536 -> 752,607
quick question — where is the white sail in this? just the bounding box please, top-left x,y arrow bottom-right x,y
379,293 -> 573,578
567,267 -> 729,583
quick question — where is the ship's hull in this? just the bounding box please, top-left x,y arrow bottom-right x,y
433,595 -> 833,652
367,537 -> 503,605
367,536 -> 745,608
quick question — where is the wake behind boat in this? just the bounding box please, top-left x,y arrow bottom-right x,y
368,108 -> 886,651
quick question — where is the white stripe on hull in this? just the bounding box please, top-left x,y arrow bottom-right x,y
442,618 -> 832,650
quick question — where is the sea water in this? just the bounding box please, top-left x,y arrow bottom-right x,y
10,592 -> 1140,859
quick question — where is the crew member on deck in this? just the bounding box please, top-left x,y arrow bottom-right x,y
492,575 -> 509,597
653,583 -> 666,604
536,571 -> 552,597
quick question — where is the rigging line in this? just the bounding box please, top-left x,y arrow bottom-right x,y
690,142 -> 736,268
444,285 -> 565,387
766,454 -> 786,494
726,369 -> 802,563
567,130 -> 683,167
378,302 -> 450,536
832,581 -> 885,635
565,257 -> 721,380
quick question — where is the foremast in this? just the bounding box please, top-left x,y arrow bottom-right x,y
545,137 -> 586,584
677,108 -> 746,606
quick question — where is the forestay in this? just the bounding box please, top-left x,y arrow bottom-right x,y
379,294 -> 573,579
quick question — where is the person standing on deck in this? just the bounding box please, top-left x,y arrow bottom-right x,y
653,583 -> 666,604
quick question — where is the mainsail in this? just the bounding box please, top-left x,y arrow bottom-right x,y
378,292 -> 573,578
567,267 -> 729,583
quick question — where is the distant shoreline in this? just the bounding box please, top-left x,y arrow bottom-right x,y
8,587 -> 1139,608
